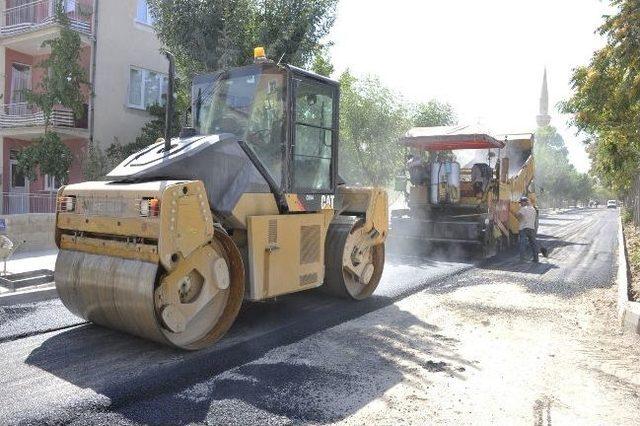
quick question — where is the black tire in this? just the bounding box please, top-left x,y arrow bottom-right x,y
323,216 -> 385,300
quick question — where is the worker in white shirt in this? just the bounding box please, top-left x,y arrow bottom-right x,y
516,196 -> 539,262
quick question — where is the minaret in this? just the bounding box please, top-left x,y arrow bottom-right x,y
537,68 -> 551,127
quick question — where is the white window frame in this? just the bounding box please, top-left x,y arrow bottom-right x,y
128,66 -> 167,110
44,174 -> 60,191
136,0 -> 154,26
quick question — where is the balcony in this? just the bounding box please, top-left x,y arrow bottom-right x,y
0,102 -> 89,140
1,0 -> 93,55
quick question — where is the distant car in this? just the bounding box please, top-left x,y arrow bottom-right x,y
607,200 -> 617,208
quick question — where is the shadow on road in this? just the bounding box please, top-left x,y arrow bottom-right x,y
23,287 -> 474,424
108,304 -> 476,424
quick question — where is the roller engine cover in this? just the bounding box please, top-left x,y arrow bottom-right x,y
108,134 -> 271,218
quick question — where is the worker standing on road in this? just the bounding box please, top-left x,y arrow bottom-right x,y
516,196 -> 539,263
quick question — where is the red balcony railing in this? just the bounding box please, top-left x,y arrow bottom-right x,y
2,191 -> 56,214
2,0 -> 93,37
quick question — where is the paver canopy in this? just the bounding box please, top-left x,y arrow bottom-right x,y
400,124 -> 505,151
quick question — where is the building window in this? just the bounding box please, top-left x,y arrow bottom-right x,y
293,80 -> 335,191
128,67 -> 167,110
10,63 -> 31,105
44,175 -> 60,191
136,0 -> 154,26
65,0 -> 76,13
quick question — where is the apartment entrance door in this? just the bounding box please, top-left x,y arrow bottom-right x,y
8,150 -> 29,214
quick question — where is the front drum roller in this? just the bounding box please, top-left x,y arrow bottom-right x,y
55,230 -> 244,350
324,216 -> 385,299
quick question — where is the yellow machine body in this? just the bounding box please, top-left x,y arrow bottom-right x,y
53,59 -> 389,350
54,180 -> 388,349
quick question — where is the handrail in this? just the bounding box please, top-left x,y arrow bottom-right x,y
0,102 -> 76,128
1,191 -> 58,214
5,0 -> 44,13
2,0 -> 93,36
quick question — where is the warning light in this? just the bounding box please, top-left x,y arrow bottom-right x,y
254,46 -> 266,62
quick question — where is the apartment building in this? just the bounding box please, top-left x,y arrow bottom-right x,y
0,0 -> 168,213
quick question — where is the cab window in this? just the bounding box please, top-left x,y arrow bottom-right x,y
246,74 -> 285,184
293,79 -> 335,191
194,67 -> 286,185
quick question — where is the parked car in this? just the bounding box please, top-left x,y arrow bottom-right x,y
607,200 -> 617,208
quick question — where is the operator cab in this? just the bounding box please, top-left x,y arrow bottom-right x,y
192,59 -> 339,210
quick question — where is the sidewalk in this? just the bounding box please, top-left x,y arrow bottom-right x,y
0,249 -> 58,297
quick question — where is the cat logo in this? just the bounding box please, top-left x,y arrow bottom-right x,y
321,194 -> 335,209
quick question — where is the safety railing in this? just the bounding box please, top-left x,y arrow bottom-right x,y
1,191 -> 57,214
2,0 -> 93,37
0,102 -> 77,128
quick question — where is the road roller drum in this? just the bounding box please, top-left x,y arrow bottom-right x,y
56,233 -> 245,350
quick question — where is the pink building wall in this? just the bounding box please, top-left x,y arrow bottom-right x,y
3,137 -> 86,192
3,42 -> 91,198
5,45 -> 91,104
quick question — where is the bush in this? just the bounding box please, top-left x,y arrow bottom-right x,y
622,207 -> 634,225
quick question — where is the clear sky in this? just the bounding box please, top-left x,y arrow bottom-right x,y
327,0 -> 613,173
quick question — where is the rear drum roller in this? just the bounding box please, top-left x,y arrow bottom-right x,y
55,230 -> 244,350
324,216 -> 385,300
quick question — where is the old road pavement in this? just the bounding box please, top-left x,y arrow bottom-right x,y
1,208 -> 638,424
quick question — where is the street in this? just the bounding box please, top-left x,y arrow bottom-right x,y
0,208 -> 638,424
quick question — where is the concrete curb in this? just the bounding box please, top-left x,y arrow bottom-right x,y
0,286 -> 58,306
617,216 -> 640,335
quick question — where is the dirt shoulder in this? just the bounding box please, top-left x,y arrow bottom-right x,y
623,221 -> 640,301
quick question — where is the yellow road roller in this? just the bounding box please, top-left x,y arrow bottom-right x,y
54,50 -> 388,350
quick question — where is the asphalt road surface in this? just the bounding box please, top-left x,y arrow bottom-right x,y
0,208 -> 636,424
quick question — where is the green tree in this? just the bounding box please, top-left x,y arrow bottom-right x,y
339,71 -> 411,186
147,0 -> 337,74
563,0 -> 640,192
534,125 -> 594,207
17,2 -> 89,184
311,45 -> 334,77
412,100 -> 456,127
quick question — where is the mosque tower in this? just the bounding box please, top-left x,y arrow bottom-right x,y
536,68 -> 551,127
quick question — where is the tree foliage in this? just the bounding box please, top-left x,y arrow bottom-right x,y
534,126 -> 594,206
147,0 -> 337,74
16,2 -> 89,185
338,71 -> 410,186
310,46 -> 334,77
18,132 -> 74,183
412,100 -> 456,127
562,0 -> 640,192
338,71 -> 458,186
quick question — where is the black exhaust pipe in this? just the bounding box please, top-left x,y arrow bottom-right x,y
164,51 -> 175,152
